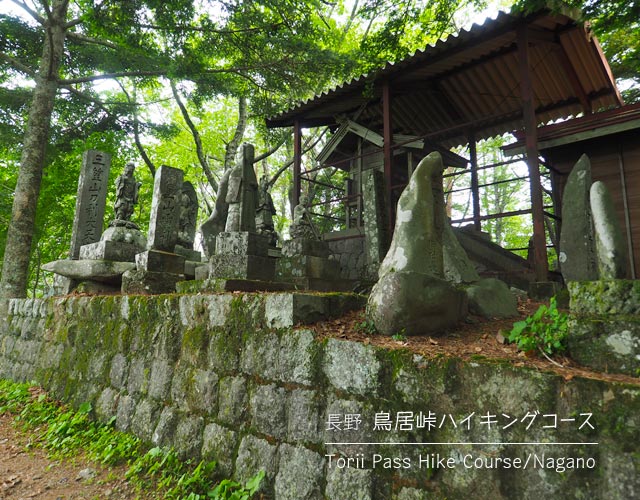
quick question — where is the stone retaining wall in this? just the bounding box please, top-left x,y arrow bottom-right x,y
327,237 -> 367,280
0,293 -> 638,499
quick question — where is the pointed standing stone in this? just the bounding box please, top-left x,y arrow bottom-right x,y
69,150 -> 112,259
558,154 -> 598,282
590,180 -> 628,279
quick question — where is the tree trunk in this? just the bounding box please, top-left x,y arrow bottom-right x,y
224,96 -> 247,171
0,0 -> 69,298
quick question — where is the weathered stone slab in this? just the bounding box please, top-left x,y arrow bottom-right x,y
281,238 -> 330,258
559,154 -> 598,281
201,423 -> 237,476
325,464 -> 373,500
177,181 -> 198,249
362,168 -> 388,278
443,222 -> 480,283
274,444 -> 324,500
174,245 -> 202,262
234,435 -> 278,489
148,165 -> 184,251
225,143 -> 258,233
42,259 -> 135,284
69,150 -> 111,259
215,231 -> 269,256
590,180 -> 629,278
210,254 -> 275,281
135,249 -> 185,274
121,269 -> 184,294
79,240 -> 140,262
277,255 -> 340,280
323,339 -> 380,396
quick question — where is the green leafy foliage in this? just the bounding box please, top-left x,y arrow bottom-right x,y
508,297 -> 569,356
0,380 -> 263,499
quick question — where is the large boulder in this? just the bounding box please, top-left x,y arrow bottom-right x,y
367,271 -> 467,335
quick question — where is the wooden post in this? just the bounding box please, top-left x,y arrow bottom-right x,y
382,80 -> 394,233
518,24 -> 548,282
293,120 -> 302,208
469,133 -> 481,231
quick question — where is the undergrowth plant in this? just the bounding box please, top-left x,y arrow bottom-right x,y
508,296 -> 569,356
0,380 -> 263,499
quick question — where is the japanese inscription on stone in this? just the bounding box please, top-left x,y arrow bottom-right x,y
147,165 -> 184,251
69,150 -> 112,259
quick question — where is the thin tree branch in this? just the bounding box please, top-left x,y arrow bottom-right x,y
268,128 -> 327,187
0,53 -> 37,77
136,22 -> 284,35
64,17 -> 83,29
66,31 -> 118,49
58,70 -> 166,85
10,0 -> 45,24
253,137 -> 286,163
170,79 -> 218,192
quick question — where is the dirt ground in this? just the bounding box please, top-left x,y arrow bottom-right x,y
0,413 -> 139,500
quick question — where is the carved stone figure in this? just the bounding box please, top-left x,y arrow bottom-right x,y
225,143 -> 258,233
113,162 -> 141,227
290,194 -> 317,240
255,175 -> 278,246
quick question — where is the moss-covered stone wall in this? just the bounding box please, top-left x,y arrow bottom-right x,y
0,293 -> 638,499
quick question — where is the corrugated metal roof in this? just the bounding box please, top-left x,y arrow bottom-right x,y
266,7 -> 622,149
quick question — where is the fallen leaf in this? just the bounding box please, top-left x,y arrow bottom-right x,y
428,337 -> 439,345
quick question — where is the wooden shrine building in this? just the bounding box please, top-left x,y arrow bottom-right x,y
266,5 -> 623,283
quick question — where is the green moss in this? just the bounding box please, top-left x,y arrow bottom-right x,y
181,325 -> 209,366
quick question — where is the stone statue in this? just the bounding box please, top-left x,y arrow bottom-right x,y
225,143 -> 258,233
290,194 -> 318,239
255,175 -> 278,246
112,162 -> 141,228
177,181 -> 198,250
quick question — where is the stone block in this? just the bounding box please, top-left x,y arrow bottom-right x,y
95,387 -> 119,423
235,435 -> 278,490
567,317 -> 640,376
189,369 -> 219,414
195,265 -> 209,280
184,260 -> 204,280
79,240 -> 140,262
274,444 -> 324,500
325,466 -> 372,500
121,269 -> 184,295
276,255 -> 340,280
323,339 -> 380,396
465,278 -> 518,318
278,329 -> 318,386
174,415 -> 205,459
152,406 -> 178,447
210,254 -> 275,281
115,395 -> 136,432
250,384 -> 287,439
264,293 -> 365,328
217,376 -> 248,426
202,423 -> 238,476
148,359 -> 174,401
131,399 -> 161,442
323,398 -> 375,457
287,389 -> 320,443
136,249 -> 185,274
127,357 -> 149,396
148,165 -> 183,251
215,231 -> 269,256
529,281 -> 563,300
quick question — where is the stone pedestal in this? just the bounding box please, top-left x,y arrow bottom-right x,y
80,240 -> 141,263
277,238 -> 345,290
121,269 -> 185,295
209,232 -> 275,282
136,249 -> 186,275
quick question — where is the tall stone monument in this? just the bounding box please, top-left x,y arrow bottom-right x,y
122,165 -> 186,294
209,143 -> 276,283
175,180 -> 204,279
255,174 -> 279,247
366,152 -> 467,335
69,150 -> 112,259
199,168 -> 231,259
558,154 -> 598,282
